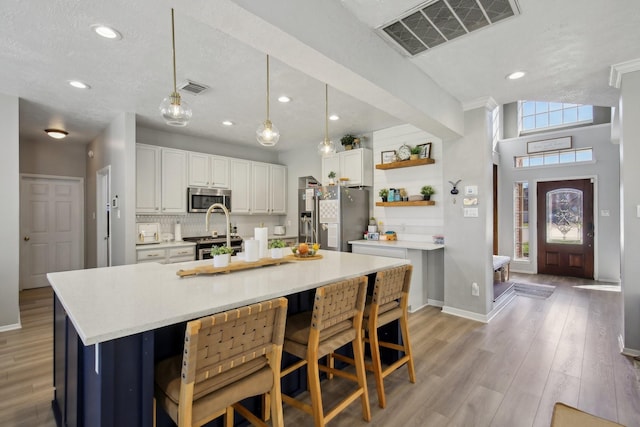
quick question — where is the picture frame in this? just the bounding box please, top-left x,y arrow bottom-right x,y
381,150 -> 397,164
527,136 -> 572,154
417,142 -> 432,159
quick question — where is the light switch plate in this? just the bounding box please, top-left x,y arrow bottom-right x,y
465,185 -> 478,196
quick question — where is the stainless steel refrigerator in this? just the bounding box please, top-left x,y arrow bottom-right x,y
298,186 -> 369,252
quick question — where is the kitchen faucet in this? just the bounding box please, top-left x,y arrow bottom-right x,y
205,203 -> 231,249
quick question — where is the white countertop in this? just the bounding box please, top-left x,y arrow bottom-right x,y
135,241 -> 196,250
349,239 -> 444,251
47,251 -> 408,346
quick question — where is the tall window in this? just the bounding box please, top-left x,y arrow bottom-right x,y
519,101 -> 593,133
514,182 -> 529,260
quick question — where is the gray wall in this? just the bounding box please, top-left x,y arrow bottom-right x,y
502,103 -> 612,139
0,93 -> 20,330
20,138 -> 87,178
442,105 -> 495,320
619,70 -> 640,353
497,124 -> 620,282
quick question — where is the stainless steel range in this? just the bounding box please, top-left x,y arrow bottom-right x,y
182,235 -> 244,260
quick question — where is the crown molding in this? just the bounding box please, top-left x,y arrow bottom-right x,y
609,58 -> 640,88
463,97 -> 498,111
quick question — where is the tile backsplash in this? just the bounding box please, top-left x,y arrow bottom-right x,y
136,213 -> 286,238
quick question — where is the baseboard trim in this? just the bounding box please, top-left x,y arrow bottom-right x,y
427,299 -> 444,308
441,305 -> 488,323
489,291 -> 516,322
408,302 -> 428,313
622,347 -> 640,358
0,321 -> 21,333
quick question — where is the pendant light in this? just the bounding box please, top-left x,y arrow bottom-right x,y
159,8 -> 192,127
317,84 -> 336,155
256,55 -> 280,146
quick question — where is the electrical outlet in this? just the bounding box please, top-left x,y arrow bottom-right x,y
471,282 -> 479,296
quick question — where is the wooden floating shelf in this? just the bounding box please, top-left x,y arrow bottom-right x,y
376,201 -> 435,207
376,158 -> 435,170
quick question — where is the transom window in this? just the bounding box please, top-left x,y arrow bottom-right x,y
519,101 -> 593,133
515,148 -> 593,168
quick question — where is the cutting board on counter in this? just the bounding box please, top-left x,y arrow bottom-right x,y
177,257 -> 293,277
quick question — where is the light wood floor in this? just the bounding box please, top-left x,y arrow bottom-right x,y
2,274 -> 639,427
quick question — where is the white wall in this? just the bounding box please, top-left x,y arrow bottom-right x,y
371,124 -> 444,241
20,138 -> 87,177
86,113 -> 137,267
497,124 -> 620,282
0,93 -> 20,330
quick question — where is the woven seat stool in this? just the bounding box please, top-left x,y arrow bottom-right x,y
280,276 -> 370,427
154,297 -> 288,427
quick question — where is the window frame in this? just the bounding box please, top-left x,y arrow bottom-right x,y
518,101 -> 593,135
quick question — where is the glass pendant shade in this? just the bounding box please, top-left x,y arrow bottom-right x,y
256,119 -> 280,146
159,92 -> 192,127
317,138 -> 335,155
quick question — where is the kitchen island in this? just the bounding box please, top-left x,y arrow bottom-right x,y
350,239 -> 444,312
48,251 -> 409,427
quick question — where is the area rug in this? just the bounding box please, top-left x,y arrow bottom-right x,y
513,282 -> 556,299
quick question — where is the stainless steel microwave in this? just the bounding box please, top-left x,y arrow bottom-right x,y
187,188 -> 231,213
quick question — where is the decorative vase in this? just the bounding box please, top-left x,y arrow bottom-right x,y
410,154 -> 419,160
213,253 -> 230,268
270,247 -> 284,259
381,196 -> 387,202
329,178 -> 335,185
344,144 -> 352,150
423,195 -> 431,201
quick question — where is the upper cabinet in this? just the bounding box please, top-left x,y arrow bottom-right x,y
136,144 -> 187,214
321,148 -> 372,187
230,160 -> 287,215
188,152 -> 229,189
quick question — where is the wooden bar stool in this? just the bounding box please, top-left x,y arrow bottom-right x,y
154,297 -> 288,427
280,276 -> 370,427
332,265 -> 415,408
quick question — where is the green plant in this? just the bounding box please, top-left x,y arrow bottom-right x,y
268,239 -> 286,249
379,188 -> 389,198
210,245 -> 233,256
420,185 -> 435,196
340,134 -> 356,146
410,146 -> 422,155
328,171 -> 336,179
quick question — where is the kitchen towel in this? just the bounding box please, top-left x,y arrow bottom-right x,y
244,239 -> 259,262
254,227 -> 268,259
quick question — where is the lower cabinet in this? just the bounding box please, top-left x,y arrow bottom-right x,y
136,243 -> 195,264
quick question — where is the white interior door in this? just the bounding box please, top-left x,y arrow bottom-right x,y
96,166 -> 111,268
20,175 -> 84,289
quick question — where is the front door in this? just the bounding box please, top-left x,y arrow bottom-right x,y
20,175 -> 84,289
537,179 -> 594,278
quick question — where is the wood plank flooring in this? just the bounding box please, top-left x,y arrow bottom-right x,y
1,274 -> 639,426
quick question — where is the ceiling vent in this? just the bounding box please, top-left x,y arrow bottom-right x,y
178,80 -> 210,95
379,0 -> 520,56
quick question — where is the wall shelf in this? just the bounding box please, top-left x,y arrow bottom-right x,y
376,200 -> 435,207
376,158 -> 435,170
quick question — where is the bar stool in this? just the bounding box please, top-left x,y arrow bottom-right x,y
154,297 -> 288,427
280,276 -> 370,427
331,265 -> 415,408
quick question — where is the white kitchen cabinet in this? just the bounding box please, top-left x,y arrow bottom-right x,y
321,148 -> 372,187
136,242 -> 195,264
251,162 -> 270,214
230,159 -> 252,214
136,144 -> 187,214
188,152 -> 229,189
269,164 -> 287,214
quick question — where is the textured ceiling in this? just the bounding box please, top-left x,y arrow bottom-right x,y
1,0 -> 639,149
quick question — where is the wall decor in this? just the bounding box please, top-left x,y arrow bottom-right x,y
527,136 -> 572,154
381,150 -> 397,164
417,142 -> 432,159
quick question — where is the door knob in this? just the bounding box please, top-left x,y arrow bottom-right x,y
24,236 -> 30,241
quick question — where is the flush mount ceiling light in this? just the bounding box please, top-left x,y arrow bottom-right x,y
278,95 -> 291,103
317,84 -> 336,156
91,24 -> 122,40
68,80 -> 91,89
507,70 -> 526,80
256,54 -> 280,146
329,114 -> 340,121
45,129 -> 68,139
159,9 -> 192,127
222,120 -> 234,126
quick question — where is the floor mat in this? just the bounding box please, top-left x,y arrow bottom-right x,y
514,282 -> 556,299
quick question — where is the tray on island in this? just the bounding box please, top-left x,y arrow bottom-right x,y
285,254 -> 323,261
177,257 -> 293,277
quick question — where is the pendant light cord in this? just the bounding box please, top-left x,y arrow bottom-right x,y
171,8 -> 177,94
266,55 -> 270,121
324,84 -> 329,140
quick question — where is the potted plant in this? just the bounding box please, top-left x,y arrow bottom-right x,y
379,188 -> 389,202
410,146 -> 421,160
328,171 -> 336,185
340,134 -> 356,150
211,245 -> 233,267
420,185 -> 436,201
268,239 -> 286,259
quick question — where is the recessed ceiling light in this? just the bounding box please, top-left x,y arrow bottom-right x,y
222,120 -> 234,126
278,96 -> 291,103
507,71 -> 526,80
45,129 -> 69,139
329,114 -> 340,121
68,80 -> 91,89
91,25 -> 122,40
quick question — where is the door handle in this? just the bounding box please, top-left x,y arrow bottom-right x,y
24,236 -> 30,241
586,232 -> 594,238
